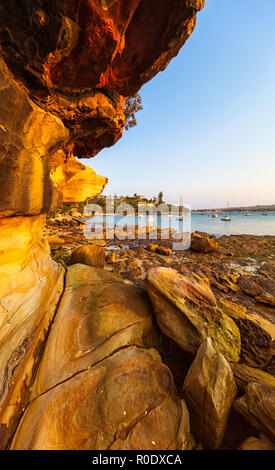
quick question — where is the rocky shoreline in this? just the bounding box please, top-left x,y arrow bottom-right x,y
0,0 -> 274,451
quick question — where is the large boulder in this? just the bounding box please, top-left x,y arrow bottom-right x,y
146,267 -> 241,362
11,265 -> 193,450
182,338 -> 237,449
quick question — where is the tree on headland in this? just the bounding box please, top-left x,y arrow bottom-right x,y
158,191 -> 164,204
124,94 -> 143,130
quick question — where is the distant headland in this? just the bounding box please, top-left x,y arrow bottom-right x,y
193,204 -> 275,213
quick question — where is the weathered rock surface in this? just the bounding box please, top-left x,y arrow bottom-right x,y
234,315 -> 275,374
190,232 -> 219,253
231,363 -> 275,392
0,63 -> 68,218
11,265 -> 193,450
238,433 -> 275,450
148,244 -> 173,256
218,298 -> 246,320
146,267 -> 241,362
0,0 -> 205,160
0,215 -> 65,449
71,244 -> 106,267
182,338 -> 237,449
50,149 -> 108,203
234,383 -> 275,443
238,274 -> 275,307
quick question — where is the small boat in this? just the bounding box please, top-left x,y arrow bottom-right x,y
168,214 -> 172,218
221,203 -> 231,221
211,214 -> 218,218
261,213 -> 268,216
245,212 -> 251,216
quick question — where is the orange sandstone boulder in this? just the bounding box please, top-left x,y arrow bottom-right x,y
146,267 -> 241,362
183,338 -> 237,449
190,232 -> 219,253
71,244 -> 106,267
234,383 -> 275,442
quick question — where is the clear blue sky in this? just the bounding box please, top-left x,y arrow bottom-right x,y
82,0 -> 275,209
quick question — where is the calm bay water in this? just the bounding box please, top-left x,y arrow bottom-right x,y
91,211 -> 275,237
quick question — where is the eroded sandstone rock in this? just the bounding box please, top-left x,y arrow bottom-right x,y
182,338 -> 237,449
71,244 -> 106,267
0,0 -> 205,159
234,315 -> 275,374
234,382 -> 275,443
146,267 -> 241,362
0,62 -> 68,218
50,149 -> 108,203
238,433 -> 275,451
190,232 -> 219,253
231,363 -> 275,392
148,244 -> 173,256
218,298 -> 246,320
238,274 -> 275,307
0,215 -> 65,449
11,265 -> 193,450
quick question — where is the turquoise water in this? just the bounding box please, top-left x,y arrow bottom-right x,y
91,211 -> 275,236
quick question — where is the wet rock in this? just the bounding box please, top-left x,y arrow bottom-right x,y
234,383 -> 275,442
182,338 -> 237,449
71,244 -> 106,268
146,267 -> 241,362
